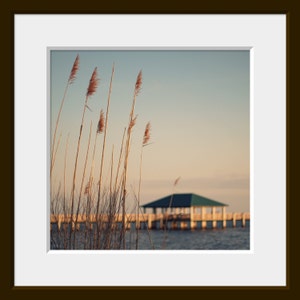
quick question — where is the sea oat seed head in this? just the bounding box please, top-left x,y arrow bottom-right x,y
68,54 -> 79,84
86,67 -> 99,97
97,109 -> 105,134
143,122 -> 151,145
174,177 -> 181,186
128,115 -> 138,132
135,70 -> 142,96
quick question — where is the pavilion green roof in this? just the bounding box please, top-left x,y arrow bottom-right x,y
142,193 -> 228,208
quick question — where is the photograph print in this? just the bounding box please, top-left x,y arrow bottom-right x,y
50,50 -> 250,250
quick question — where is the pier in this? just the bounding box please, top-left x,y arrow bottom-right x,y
51,194 -> 250,231
50,211 -> 250,231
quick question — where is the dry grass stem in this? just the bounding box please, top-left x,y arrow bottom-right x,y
51,132 -> 62,174
84,181 -> 90,196
69,67 -> 99,249
73,121 -> 93,248
128,115 -> 138,131
51,62 -> 155,250
121,70 -> 143,249
63,134 -> 70,249
162,177 -> 181,249
136,121 -> 152,249
114,127 -> 126,193
51,54 -> 79,176
95,64 -> 115,248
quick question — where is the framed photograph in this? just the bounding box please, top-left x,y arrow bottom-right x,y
14,13 -> 286,287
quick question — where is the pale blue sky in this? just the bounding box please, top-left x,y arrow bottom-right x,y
50,50 -> 250,212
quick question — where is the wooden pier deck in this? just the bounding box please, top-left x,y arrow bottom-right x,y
50,212 -> 250,230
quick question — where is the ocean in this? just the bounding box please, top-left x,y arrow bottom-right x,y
51,221 -> 250,250
126,227 -> 250,250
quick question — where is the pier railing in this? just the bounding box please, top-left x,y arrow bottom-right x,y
50,212 -> 250,230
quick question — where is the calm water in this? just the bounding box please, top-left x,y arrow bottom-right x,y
126,227 -> 250,250
51,221 -> 250,250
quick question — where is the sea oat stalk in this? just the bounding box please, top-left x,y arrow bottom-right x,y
136,122 -> 151,249
95,64 -> 115,249
73,121 -> 93,248
51,55 -> 79,175
63,134 -> 70,249
114,127 -> 126,194
69,67 -> 99,249
51,132 -> 62,175
86,109 -> 105,209
121,70 -> 142,249
162,177 -> 181,249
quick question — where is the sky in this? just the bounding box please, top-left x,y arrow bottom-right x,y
50,50 -> 250,213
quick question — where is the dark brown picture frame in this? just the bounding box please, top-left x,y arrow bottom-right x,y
3,1 -> 297,299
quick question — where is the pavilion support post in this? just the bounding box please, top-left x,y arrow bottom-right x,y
190,206 -> 196,229
172,221 -> 177,229
148,213 -> 152,229
58,215 -> 62,231
222,206 -> 227,228
180,221 -> 187,229
212,207 -> 217,229
233,212 -> 236,227
124,216 -> 130,230
160,209 -> 164,229
72,218 -> 75,231
242,213 -> 246,227
180,208 -> 184,229
202,207 -> 206,229
89,223 -> 93,230
152,208 -> 157,229
136,216 -> 140,230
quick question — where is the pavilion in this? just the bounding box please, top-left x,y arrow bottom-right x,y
141,193 -> 228,229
